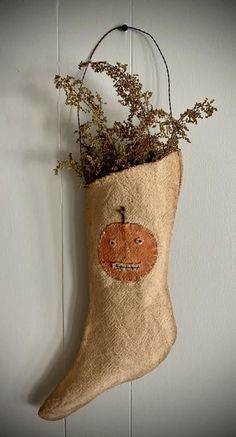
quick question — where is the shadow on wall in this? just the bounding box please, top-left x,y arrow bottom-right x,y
12,72 -> 90,407
28,189 -> 89,408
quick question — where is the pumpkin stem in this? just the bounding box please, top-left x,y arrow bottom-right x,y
117,206 -> 126,223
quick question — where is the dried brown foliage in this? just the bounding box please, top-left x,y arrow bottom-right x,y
54,60 -> 217,185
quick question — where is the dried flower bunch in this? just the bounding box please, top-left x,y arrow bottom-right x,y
54,60 -> 217,185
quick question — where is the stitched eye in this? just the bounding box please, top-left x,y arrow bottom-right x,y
109,239 -> 117,247
135,237 -> 144,245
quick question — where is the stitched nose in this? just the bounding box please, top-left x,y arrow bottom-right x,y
119,242 -> 132,262
124,243 -> 131,257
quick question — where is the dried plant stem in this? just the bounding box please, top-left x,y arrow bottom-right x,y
54,61 -> 217,185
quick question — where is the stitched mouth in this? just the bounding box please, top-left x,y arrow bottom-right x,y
112,262 -> 141,271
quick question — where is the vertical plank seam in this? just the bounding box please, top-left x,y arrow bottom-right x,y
129,4 -> 134,437
56,0 -> 67,436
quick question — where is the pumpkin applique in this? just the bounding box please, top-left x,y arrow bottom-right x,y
98,206 -> 158,281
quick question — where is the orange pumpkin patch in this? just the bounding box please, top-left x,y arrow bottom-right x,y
98,219 -> 158,281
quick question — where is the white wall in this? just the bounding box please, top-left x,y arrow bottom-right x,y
0,1 -> 235,436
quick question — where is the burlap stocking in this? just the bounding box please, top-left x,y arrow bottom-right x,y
38,150 -> 183,420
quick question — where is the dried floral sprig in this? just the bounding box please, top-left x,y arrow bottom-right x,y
54,61 -> 217,185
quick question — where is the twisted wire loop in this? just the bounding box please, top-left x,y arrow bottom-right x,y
77,25 -> 172,152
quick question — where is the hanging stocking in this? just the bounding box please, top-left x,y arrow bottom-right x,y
38,25 -> 216,420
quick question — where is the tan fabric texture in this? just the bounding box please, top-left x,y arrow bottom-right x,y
38,150 -> 183,421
